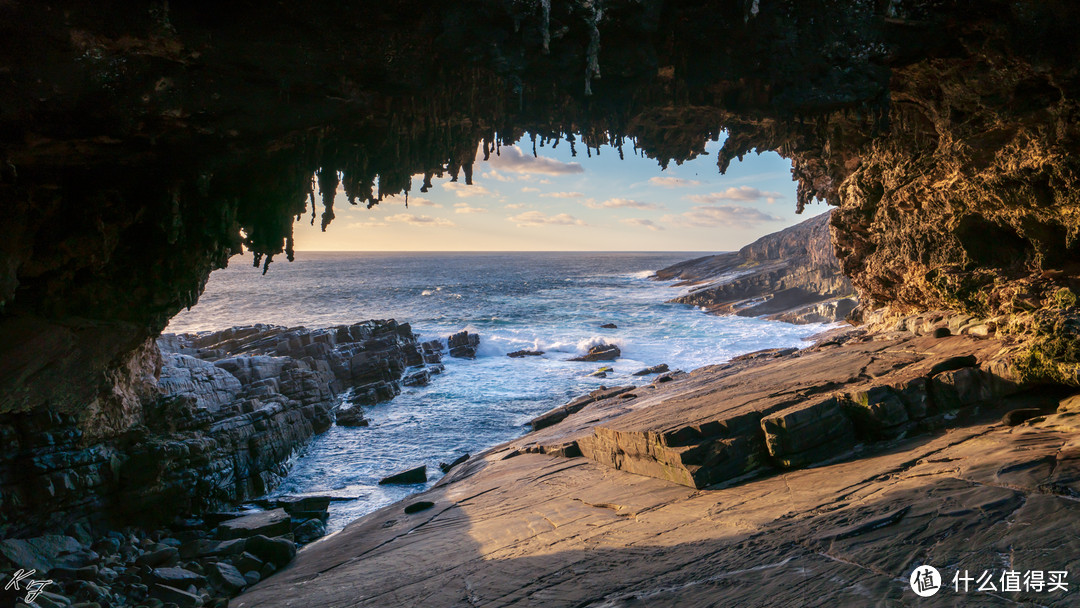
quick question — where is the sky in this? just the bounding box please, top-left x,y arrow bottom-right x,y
291,134 -> 831,252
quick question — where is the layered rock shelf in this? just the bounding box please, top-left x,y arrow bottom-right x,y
236,320 -> 1080,607
656,211 -> 858,324
518,315 -> 1029,489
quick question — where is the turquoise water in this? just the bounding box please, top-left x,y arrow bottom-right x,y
167,252 -> 829,531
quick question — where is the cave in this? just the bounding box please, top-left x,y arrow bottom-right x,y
2,1 -> 1080,606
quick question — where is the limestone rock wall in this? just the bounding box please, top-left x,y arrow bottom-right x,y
0,319 -> 441,537
657,211 -> 858,323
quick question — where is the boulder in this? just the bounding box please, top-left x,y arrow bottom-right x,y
600,323 -> 618,329
588,367 -> 612,378
276,495 -> 331,515
216,509 -> 291,540
507,350 -> 544,358
178,538 -> 246,560
244,535 -> 296,567
438,453 -> 470,473
336,407 -> 369,427
150,567 -> 205,587
632,364 -> 669,376
404,501 -> 435,514
1002,408 -> 1043,426
150,583 -> 203,608
292,519 -> 327,545
0,536 -> 84,574
234,552 -> 264,574
447,331 -> 481,358
928,355 -> 978,377
134,546 -> 180,568
206,561 -> 247,594
569,344 -> 621,362
379,465 -> 427,485
931,367 -> 993,410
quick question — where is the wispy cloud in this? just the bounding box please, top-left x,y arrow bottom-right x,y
509,211 -> 586,227
442,181 -> 493,198
620,218 -> 665,231
453,202 -> 487,214
521,187 -> 540,193
649,176 -> 701,188
481,169 -> 513,182
409,197 -> 442,208
663,205 -> 782,228
347,220 -> 389,228
541,191 -> 584,199
586,198 -> 663,210
687,186 -> 783,205
387,213 -> 455,227
488,146 -> 585,175
505,203 -> 527,210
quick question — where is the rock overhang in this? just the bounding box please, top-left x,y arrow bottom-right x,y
0,0 -> 1078,421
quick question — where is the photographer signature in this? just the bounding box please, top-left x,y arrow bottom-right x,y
5,569 -> 53,603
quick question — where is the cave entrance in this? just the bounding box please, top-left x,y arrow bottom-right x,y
282,137 -> 814,255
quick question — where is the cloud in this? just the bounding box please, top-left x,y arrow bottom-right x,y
386,213 -> 455,227
620,218 -> 665,231
663,205 -> 782,228
521,187 -> 540,193
649,176 -> 701,188
453,202 -> 487,214
541,191 -> 584,199
687,186 -> 784,205
586,198 -> 663,210
346,220 -> 389,228
509,211 -> 586,227
481,170 -> 513,182
409,197 -> 442,208
505,203 -> 527,209
488,145 -> 585,175
442,181 -> 493,198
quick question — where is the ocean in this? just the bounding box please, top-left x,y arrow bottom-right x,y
166,252 -> 830,532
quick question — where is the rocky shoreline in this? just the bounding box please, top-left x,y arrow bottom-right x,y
234,309 -> 1080,607
654,211 -> 858,324
0,320 -> 482,607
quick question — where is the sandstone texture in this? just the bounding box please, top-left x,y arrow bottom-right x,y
236,326 -> 1080,607
657,211 -> 857,324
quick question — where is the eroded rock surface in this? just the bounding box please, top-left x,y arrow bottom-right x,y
0,320 -> 441,537
657,211 -> 857,324
235,329 -> 1080,607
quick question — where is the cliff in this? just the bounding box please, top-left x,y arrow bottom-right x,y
0,320 -> 444,538
656,211 -> 858,324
